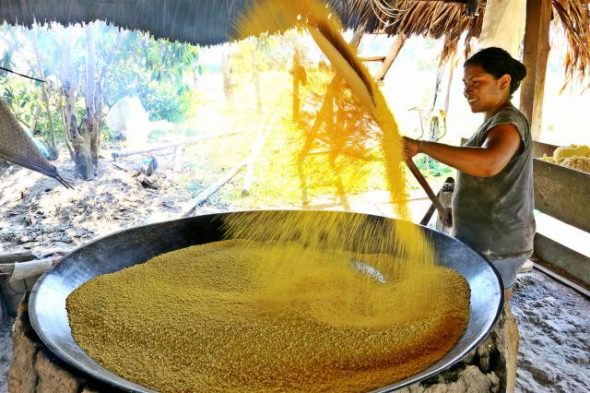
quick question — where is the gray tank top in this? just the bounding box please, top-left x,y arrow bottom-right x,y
452,105 -> 535,260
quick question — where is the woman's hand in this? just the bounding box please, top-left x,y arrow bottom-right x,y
402,137 -> 421,159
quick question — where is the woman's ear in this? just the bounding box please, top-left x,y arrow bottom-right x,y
499,74 -> 512,91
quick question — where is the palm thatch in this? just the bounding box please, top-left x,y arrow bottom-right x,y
367,1 -> 485,65
0,0 -> 588,85
552,0 -> 590,89
364,0 -> 590,87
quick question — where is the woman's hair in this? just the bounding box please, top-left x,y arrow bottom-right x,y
464,47 -> 527,95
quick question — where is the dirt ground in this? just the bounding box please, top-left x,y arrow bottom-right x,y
0,151 -> 236,393
0,158 -> 589,393
0,150 -> 232,255
512,272 -> 590,393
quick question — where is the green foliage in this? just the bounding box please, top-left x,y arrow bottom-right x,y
415,155 -> 453,179
0,22 -> 201,150
0,77 -> 64,156
102,30 -> 199,122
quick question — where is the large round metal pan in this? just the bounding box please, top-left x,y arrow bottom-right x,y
29,210 -> 503,392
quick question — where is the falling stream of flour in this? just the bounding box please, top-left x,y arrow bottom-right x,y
67,1 -> 471,391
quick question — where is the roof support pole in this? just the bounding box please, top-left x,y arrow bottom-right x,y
375,33 -> 406,83
519,0 -> 552,140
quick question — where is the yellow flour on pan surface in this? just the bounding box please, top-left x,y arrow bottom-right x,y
67,240 -> 470,393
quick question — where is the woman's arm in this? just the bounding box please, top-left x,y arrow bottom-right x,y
403,123 -> 522,177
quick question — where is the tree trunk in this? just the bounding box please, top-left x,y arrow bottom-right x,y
85,23 -> 99,168
59,30 -> 77,161
72,124 -> 94,180
57,25 -> 99,180
32,23 -> 58,160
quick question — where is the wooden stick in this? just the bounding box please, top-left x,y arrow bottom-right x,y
359,55 -> 386,62
0,66 -> 45,83
182,161 -> 247,218
419,177 -> 454,226
375,34 -> 406,82
420,200 -> 437,226
405,158 -> 451,226
111,131 -> 244,159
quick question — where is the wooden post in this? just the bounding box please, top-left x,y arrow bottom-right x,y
519,0 -> 551,140
375,34 -> 406,82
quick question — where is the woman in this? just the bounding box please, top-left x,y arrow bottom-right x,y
403,47 -> 535,300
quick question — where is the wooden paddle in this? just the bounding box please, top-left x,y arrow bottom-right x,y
306,22 -> 449,224
405,158 -> 452,226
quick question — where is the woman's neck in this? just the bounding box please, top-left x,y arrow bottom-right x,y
485,100 -> 512,120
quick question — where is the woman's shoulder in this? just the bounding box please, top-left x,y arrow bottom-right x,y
488,105 -> 530,134
496,105 -> 528,123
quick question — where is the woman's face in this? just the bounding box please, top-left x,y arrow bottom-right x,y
462,64 -> 511,114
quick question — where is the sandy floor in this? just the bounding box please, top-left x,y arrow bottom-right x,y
512,272 -> 590,393
0,270 -> 588,393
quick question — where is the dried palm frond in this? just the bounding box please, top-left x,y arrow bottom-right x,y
366,1 -> 484,66
357,0 -> 588,89
553,0 -> 590,90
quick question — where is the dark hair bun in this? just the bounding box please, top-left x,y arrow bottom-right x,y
464,47 -> 527,94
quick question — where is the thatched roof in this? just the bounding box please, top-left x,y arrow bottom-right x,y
0,0 -> 372,45
0,0 -> 588,84
362,0 -> 589,86
0,1 -> 483,46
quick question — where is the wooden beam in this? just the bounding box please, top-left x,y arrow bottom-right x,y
534,262 -> 590,298
375,34 -> 406,82
533,158 -> 590,233
532,140 -> 556,158
359,55 -> 386,62
534,234 -> 590,290
0,251 -> 35,263
519,0 -> 552,139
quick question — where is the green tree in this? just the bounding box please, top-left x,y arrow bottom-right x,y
0,22 -> 200,178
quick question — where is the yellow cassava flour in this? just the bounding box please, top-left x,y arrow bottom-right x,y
67,239 -> 469,393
